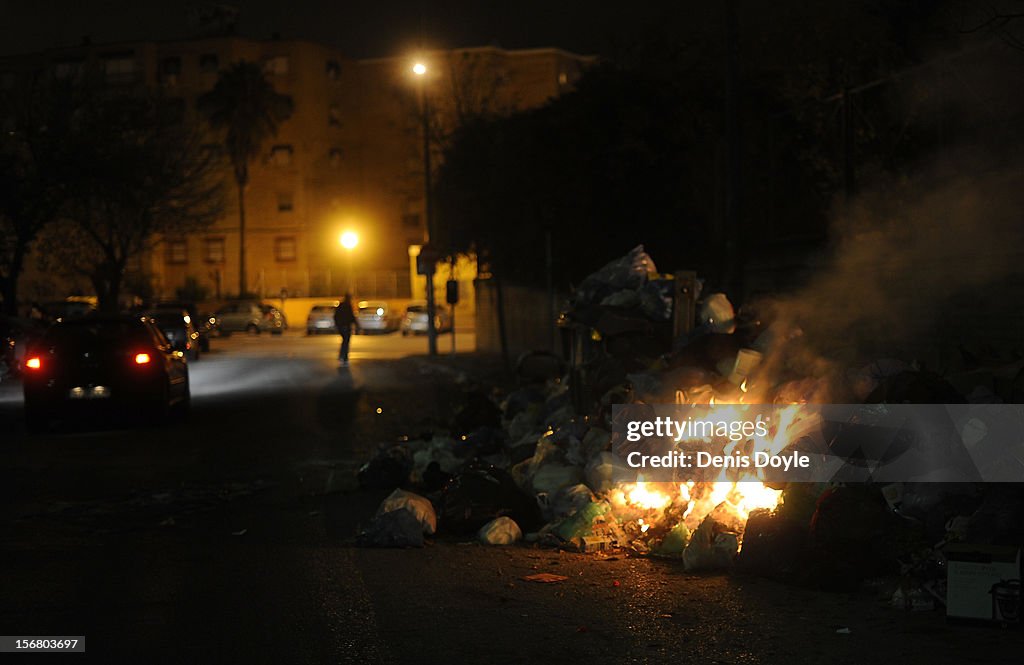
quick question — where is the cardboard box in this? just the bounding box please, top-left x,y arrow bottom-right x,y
945,544 -> 1021,622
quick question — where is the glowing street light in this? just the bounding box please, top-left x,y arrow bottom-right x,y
411,58 -> 437,355
339,230 -> 358,250
339,230 -> 359,295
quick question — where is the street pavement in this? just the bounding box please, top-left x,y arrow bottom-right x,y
1,331 -> 1022,664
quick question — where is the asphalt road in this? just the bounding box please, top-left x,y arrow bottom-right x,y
1,331 -> 1022,664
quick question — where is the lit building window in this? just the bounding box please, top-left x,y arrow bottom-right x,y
328,105 -> 342,127
204,237 -> 225,263
271,145 -> 293,166
326,60 -> 340,80
166,239 -> 188,265
264,55 -> 290,76
160,56 -> 182,85
277,192 -> 294,212
103,55 -> 139,84
199,53 -> 219,73
274,236 -> 297,262
329,148 -> 343,168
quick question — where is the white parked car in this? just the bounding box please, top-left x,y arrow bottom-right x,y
356,301 -> 400,334
305,302 -> 339,334
400,301 -> 452,336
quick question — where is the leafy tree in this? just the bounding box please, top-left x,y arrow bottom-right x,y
40,90 -> 224,313
435,61 -> 719,288
198,61 -> 293,297
0,75 -> 74,315
434,1 -> 963,294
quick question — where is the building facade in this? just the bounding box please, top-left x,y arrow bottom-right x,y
1,37 -> 592,303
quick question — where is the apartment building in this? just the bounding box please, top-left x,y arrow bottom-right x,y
1,37 -> 592,301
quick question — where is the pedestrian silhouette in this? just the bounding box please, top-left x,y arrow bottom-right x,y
334,294 -> 357,366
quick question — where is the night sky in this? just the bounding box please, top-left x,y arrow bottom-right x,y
0,0 -> 673,57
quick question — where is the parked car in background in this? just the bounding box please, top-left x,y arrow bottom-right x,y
22,314 -> 189,432
152,300 -> 212,351
306,302 -> 339,334
0,315 -> 47,382
214,301 -> 285,335
400,301 -> 452,336
143,307 -> 201,360
261,304 -> 287,330
356,301 -> 400,334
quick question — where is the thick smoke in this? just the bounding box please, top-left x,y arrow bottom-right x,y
758,40 -> 1024,378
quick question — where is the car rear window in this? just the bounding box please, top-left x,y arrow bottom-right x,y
47,320 -> 151,344
145,310 -> 184,323
406,305 -> 426,313
311,306 -> 335,313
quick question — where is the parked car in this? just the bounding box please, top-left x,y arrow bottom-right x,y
144,307 -> 201,360
306,302 -> 339,334
356,301 -> 400,334
152,300 -> 212,351
261,304 -> 288,330
22,314 -> 189,432
400,301 -> 452,336
213,301 -> 285,335
0,315 -> 47,382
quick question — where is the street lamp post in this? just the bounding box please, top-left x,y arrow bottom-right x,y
413,61 -> 438,356
340,230 -> 358,296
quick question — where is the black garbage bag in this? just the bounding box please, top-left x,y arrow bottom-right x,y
357,445 -> 412,490
503,387 -> 546,419
356,509 -> 425,548
807,485 -> 901,590
422,461 -> 454,493
451,391 -> 502,435
572,245 -> 656,307
439,464 -> 543,535
736,508 -> 811,579
516,351 -> 566,384
462,426 -> 505,457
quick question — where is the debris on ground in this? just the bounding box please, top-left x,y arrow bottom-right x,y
478,516 -> 523,545
357,509 -> 425,548
377,489 -> 437,535
521,573 -> 569,584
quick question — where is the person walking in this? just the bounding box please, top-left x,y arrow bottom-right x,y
333,294 -> 357,366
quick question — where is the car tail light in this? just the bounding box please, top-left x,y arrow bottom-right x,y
26,356 -> 42,370
134,353 -> 151,364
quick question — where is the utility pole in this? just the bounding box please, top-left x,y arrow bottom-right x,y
416,63 -> 438,356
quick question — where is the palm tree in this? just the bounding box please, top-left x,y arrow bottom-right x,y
198,61 -> 293,297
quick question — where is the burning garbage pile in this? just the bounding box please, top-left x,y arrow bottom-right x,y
358,245 -> 1024,616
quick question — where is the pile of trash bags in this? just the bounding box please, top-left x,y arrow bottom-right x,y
356,246 -> 1024,601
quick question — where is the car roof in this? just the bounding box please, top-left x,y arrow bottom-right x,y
154,300 -> 195,307
50,314 -> 152,330
145,307 -> 187,314
63,313 -> 146,323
